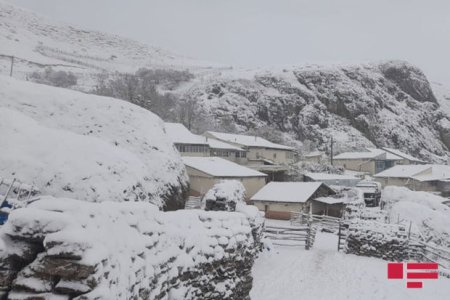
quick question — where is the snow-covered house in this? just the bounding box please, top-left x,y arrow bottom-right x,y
165,123 -> 247,162
182,157 -> 267,198
381,147 -> 426,165
250,182 -> 336,219
374,164 -> 450,194
303,151 -> 325,163
303,172 -> 361,187
333,148 -> 403,175
203,131 -> 296,165
165,123 -> 210,157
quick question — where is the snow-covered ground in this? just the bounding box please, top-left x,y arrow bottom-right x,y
251,230 -> 450,300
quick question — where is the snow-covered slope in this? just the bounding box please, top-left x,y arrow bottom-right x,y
0,75 -> 188,209
183,61 -> 450,162
0,1 -> 221,89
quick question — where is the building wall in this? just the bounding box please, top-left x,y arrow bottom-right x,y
185,167 -> 266,198
247,148 -> 295,165
333,159 -> 376,174
252,201 -> 305,220
310,201 -> 344,218
304,155 -> 323,164
374,177 -> 410,188
210,149 -> 249,165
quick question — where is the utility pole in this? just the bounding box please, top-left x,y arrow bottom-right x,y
330,136 -> 334,165
9,56 -> 14,77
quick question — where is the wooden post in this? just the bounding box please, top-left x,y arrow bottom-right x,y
9,56 -> 14,77
408,221 -> 412,239
337,221 -> 341,251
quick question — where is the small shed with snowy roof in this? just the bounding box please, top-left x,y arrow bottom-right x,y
182,157 -> 267,198
250,182 -> 336,219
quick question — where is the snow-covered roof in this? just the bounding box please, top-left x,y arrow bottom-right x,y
304,151 -> 324,157
413,165 -> 450,182
207,138 -> 244,151
182,157 -> 266,178
334,148 -> 402,160
250,182 -> 333,203
373,165 -> 431,178
165,123 -> 243,151
313,197 -> 345,205
164,123 -> 208,145
304,172 -> 360,181
382,147 -> 426,163
205,131 -> 294,151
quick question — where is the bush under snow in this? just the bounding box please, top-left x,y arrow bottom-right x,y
0,76 -> 188,209
382,186 -> 450,248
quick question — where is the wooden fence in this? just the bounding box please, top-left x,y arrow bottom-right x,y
265,223 -> 316,250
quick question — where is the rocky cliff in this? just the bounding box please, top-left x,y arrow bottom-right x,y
183,61 -> 450,162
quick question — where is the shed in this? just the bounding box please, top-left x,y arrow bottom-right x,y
250,182 -> 336,220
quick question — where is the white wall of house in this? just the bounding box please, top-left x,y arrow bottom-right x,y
185,167 -> 266,198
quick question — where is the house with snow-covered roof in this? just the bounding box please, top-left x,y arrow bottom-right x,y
303,172 -> 361,187
381,147 -> 427,165
333,148 -> 403,175
203,131 -> 296,165
374,164 -> 450,194
250,182 -> 336,219
165,123 -> 247,162
182,157 -> 267,198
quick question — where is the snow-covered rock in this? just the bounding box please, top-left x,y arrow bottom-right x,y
0,196 -> 258,299
183,61 -> 450,162
0,76 -> 188,209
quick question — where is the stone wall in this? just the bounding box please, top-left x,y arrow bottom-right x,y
0,196 -> 262,299
345,221 -> 410,261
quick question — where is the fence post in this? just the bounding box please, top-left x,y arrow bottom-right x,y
9,56 -> 14,77
337,221 -> 341,251
408,221 -> 412,239
305,220 -> 311,250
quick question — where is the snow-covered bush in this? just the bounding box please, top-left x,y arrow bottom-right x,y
203,180 -> 246,212
0,76 -> 188,209
29,67 -> 78,88
0,196 -> 258,299
382,186 -> 450,248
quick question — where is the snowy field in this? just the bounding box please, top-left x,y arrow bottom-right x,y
251,230 -> 450,300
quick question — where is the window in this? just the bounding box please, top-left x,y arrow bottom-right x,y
375,160 -> 386,173
236,151 -> 247,158
273,153 -> 277,159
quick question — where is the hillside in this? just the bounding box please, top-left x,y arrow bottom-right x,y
0,1 -> 222,89
181,61 -> 450,162
2,1 -> 450,162
0,75 -> 189,209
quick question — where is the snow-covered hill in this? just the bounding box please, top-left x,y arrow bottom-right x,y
0,75 -> 188,209
182,61 -> 450,162
0,1 -> 222,89
2,1 -> 450,162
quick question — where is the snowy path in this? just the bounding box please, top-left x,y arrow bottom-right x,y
251,231 -> 450,300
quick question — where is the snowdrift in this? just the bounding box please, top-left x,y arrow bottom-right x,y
0,76 -> 188,209
382,186 -> 450,247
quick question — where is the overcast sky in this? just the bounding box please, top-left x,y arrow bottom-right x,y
8,0 -> 450,84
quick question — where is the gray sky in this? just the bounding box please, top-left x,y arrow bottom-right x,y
9,0 -> 450,84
